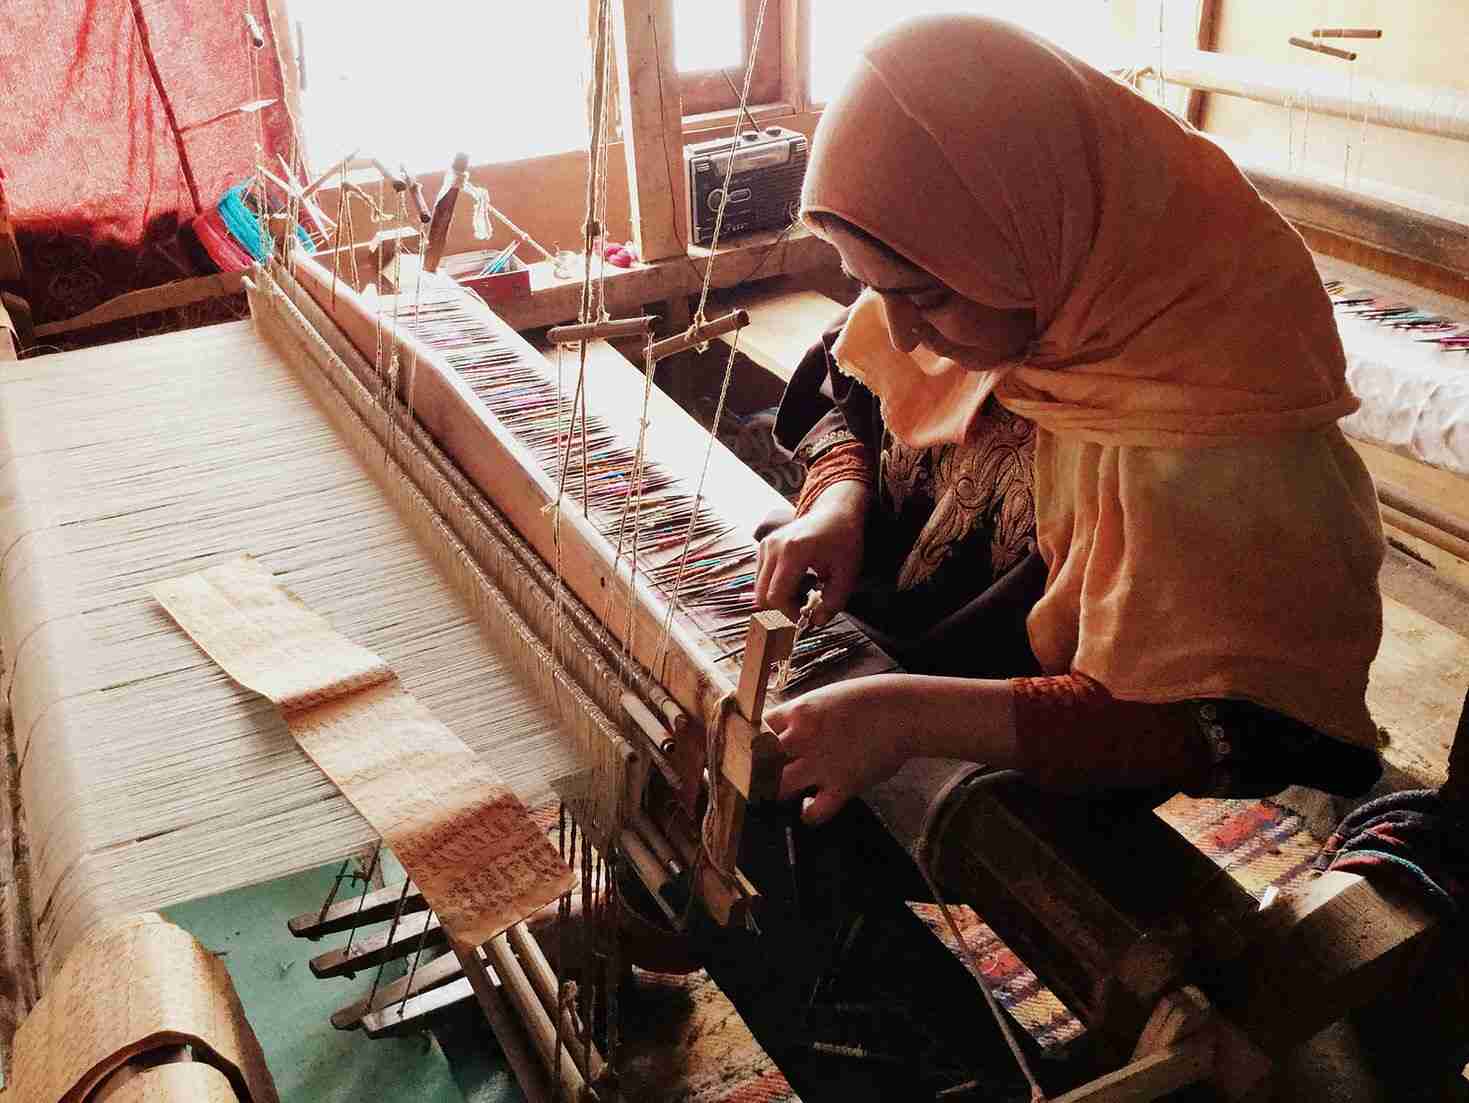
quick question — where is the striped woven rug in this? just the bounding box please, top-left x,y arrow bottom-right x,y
567,794 -> 1321,1102
908,793 -> 1322,1054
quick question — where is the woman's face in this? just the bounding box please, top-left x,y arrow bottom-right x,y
823,221 -> 1035,366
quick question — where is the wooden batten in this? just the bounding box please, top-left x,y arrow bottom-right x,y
32,272 -> 249,339
1217,871 -> 1440,1054
424,153 -> 469,273
612,0 -> 690,263
1242,163 -> 1469,283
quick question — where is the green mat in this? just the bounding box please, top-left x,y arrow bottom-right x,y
165,860 -> 522,1103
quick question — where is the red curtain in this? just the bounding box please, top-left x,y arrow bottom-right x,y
0,0 -> 295,323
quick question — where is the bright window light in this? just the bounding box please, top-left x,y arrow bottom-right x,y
291,1 -> 590,172
810,0 -> 1127,104
674,0 -> 742,72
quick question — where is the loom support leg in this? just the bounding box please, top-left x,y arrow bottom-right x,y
454,938 -> 556,1103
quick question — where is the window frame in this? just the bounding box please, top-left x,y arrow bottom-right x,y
677,0 -> 788,116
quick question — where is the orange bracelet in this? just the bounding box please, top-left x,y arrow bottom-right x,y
795,441 -> 872,517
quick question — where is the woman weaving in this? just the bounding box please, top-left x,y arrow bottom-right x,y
756,14 -> 1386,835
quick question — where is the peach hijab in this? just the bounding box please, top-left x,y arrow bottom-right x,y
805,16 -> 1385,747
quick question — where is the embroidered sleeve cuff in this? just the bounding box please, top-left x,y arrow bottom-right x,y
795,441 -> 873,517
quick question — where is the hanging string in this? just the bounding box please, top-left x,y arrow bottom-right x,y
915,841 -> 1048,1103
342,844 -> 382,957
551,0 -> 614,684
607,335 -> 660,692
690,0 -> 773,330
655,329 -> 746,674
364,876 -> 414,1012
654,0 -> 771,675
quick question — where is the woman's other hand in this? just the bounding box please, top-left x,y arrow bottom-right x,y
755,481 -> 869,625
767,675 -> 913,826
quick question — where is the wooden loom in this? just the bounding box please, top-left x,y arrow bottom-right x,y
5,14 -> 1469,1103
232,243 -> 900,1100
2,227 -> 1464,1101
235,236 -> 1469,1102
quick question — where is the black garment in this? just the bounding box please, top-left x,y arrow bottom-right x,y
771,312 -> 1381,800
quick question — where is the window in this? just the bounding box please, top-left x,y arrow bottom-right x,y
291,1 -> 590,172
674,0 -> 783,116
810,0 -> 1126,104
674,0 -> 742,73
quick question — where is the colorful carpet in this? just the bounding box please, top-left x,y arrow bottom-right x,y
908,793 -> 1325,1055
593,795 -> 1326,1100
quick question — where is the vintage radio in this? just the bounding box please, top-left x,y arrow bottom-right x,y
685,126 -> 808,247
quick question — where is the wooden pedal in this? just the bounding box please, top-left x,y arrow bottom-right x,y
309,913 -> 444,978
362,977 -> 475,1038
288,881 -> 426,940
332,949 -> 465,1030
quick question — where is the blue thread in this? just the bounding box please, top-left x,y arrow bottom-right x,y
217,184 -> 314,261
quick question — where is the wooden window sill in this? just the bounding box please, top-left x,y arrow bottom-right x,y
491,222 -> 834,332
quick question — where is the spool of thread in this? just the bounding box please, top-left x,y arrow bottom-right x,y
217,184 -> 315,262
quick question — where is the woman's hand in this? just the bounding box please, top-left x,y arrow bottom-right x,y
766,674 -> 1020,826
755,480 -> 869,625
766,675 -> 916,826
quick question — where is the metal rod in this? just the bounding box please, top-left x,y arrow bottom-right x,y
649,309 -> 750,362
546,315 -> 657,345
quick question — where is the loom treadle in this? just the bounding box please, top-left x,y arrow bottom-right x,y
310,914 -> 445,978
288,880 -> 427,940
331,948 -> 466,1030
362,977 -> 474,1038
